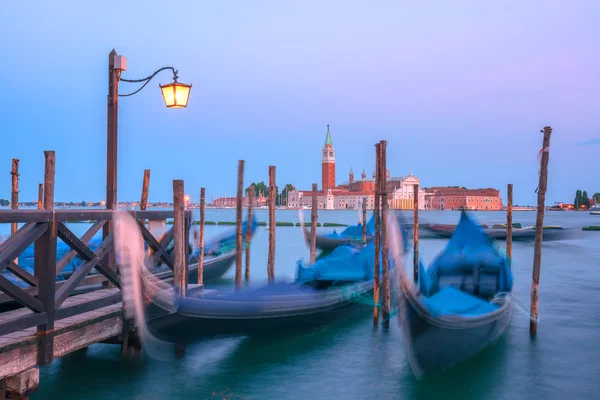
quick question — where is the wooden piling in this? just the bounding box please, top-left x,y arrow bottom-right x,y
362,197 -> 367,244
235,160 -> 244,291
11,159 -> 19,264
173,180 -> 187,297
267,166 -> 276,284
198,187 -> 206,285
373,143 -> 381,326
35,150 -> 57,365
310,183 -> 318,265
140,169 -> 150,226
530,127 -> 551,336
380,140 -> 390,327
37,184 -> 43,210
413,184 -> 419,282
507,183 -> 513,264
245,185 -> 254,280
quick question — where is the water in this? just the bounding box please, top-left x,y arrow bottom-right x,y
2,209 -> 600,399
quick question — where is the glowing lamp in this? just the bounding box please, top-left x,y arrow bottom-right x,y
159,79 -> 192,108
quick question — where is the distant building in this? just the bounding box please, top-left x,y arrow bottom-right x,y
424,187 -> 502,211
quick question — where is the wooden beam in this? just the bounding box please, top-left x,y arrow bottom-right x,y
244,186 -> 253,281
0,343 -> 37,380
0,210 -> 52,223
55,291 -> 121,321
0,313 -> 47,337
173,180 -> 187,296
11,158 -> 19,265
373,143 -> 381,326
267,166 -> 276,284
5,366 -> 39,399
413,184 -> 419,283
144,226 -> 175,270
0,275 -> 45,312
199,187 -> 206,284
56,220 -> 106,276
38,183 -> 43,210
0,222 -> 48,273
507,183 -> 513,265
7,262 -> 38,287
310,183 -> 318,265
235,160 -> 244,291
136,220 -> 174,269
380,140 -> 390,327
362,197 -> 367,244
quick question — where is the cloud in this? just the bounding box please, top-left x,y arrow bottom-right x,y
578,137 -> 600,146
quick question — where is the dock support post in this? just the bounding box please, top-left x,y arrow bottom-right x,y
373,143 -> 381,326
5,367 -> 39,399
380,140 -> 390,327
245,186 -> 254,280
11,159 -> 19,265
173,180 -> 187,297
235,160 -> 244,291
362,197 -> 367,245
35,150 -> 57,366
506,183 -> 513,265
310,183 -> 318,265
37,184 -> 43,210
413,184 -> 419,282
267,166 -> 276,284
198,187 -> 206,285
530,127 -> 551,336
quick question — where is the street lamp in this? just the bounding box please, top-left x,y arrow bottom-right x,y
104,49 -> 192,272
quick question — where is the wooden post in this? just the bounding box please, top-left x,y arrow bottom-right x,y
198,187 -> 206,285
245,185 -> 254,280
506,183 -> 512,265
11,159 -> 19,264
530,127 -> 551,336
173,180 -> 187,297
310,183 -> 318,265
362,197 -> 367,244
38,184 -> 43,210
267,166 -> 276,284
235,160 -> 244,291
507,183 -> 513,265
35,150 -> 57,365
373,143 -> 381,326
380,140 -> 390,327
139,169 -> 150,226
413,184 -> 419,282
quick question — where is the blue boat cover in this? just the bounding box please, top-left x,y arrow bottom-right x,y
419,211 -> 512,310
296,243 -> 380,283
422,286 -> 499,317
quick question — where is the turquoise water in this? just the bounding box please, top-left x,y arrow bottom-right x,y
2,209 -> 600,399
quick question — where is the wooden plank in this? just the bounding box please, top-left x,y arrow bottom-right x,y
0,210 -> 51,224
7,262 -> 38,287
135,210 -> 174,220
53,315 -> 122,358
54,233 -> 114,308
0,313 -> 47,336
55,291 -> 121,321
0,274 -> 106,305
144,226 -> 175,270
136,220 -> 174,269
0,275 -> 45,312
0,222 -> 48,272
0,343 -> 37,380
54,209 -> 113,221
56,220 -> 106,275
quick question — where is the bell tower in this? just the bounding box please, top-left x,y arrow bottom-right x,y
321,125 -> 336,191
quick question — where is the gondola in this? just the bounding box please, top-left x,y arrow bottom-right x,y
301,213 -> 376,251
393,211 -> 513,378
420,222 -> 566,241
120,218 -> 386,344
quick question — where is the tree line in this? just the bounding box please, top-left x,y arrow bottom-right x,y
245,182 -> 295,206
573,190 -> 600,209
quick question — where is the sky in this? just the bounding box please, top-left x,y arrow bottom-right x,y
0,0 -> 598,206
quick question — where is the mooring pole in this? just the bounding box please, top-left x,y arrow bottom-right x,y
362,197 -> 367,245
373,143 -> 381,326
198,187 -> 206,285
267,166 -> 276,284
530,127 -> 551,336
245,185 -> 254,280
310,183 -> 318,265
507,183 -> 513,265
413,183 -> 419,282
173,180 -> 187,297
37,184 -> 43,210
380,140 -> 390,327
139,169 -> 150,227
11,159 -> 19,264
235,160 -> 245,291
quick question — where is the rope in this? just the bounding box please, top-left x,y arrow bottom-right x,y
491,292 -> 539,323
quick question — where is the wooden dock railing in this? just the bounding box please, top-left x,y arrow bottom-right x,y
0,208 -> 188,365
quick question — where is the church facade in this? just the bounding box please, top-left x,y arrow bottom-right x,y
286,126 -> 425,210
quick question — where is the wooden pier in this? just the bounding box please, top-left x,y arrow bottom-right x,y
0,208 -> 194,399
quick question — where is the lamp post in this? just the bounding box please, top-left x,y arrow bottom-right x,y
104,49 -> 192,275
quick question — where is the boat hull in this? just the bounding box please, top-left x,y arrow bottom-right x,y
398,284 -> 512,378
302,227 -> 373,250
147,280 -> 374,343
